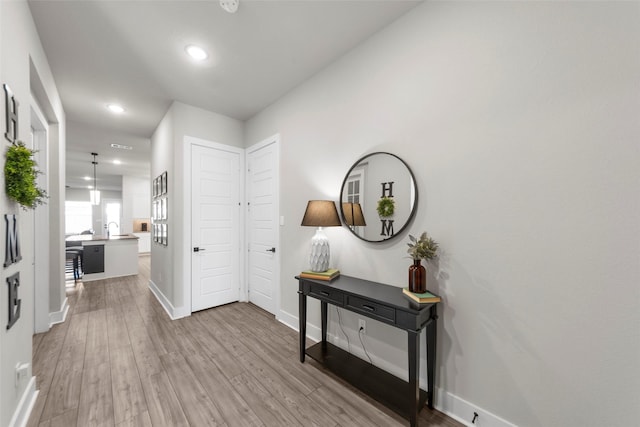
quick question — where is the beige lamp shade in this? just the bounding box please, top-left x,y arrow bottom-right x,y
301,200 -> 341,227
341,202 -> 366,227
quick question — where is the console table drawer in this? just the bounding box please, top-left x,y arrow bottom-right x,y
309,283 -> 344,305
346,295 -> 395,323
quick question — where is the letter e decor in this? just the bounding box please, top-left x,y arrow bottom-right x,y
6,272 -> 21,330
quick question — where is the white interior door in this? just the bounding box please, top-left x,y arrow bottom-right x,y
191,144 -> 241,312
247,137 -> 279,314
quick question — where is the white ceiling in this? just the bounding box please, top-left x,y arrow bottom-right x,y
28,0 -> 421,191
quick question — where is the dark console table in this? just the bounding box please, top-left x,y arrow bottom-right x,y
297,275 -> 439,427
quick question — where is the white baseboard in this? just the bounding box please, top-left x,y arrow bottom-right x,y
280,308 -> 518,427
9,376 -> 38,427
49,297 -> 69,327
278,309 -> 321,342
435,387 -> 518,427
148,280 -> 190,320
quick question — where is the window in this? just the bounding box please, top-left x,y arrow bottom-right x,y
65,201 -> 92,235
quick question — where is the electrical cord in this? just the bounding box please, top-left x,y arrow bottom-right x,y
336,307 -> 350,353
358,326 -> 373,365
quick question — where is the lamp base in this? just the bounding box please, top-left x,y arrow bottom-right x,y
309,227 -> 330,272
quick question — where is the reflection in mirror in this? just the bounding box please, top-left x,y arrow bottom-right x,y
340,152 -> 417,242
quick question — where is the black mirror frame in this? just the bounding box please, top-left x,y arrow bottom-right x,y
339,152 -> 418,243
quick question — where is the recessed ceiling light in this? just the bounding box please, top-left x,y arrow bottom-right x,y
84,176 -> 91,181
113,159 -> 121,165
107,104 -> 125,114
220,0 -> 239,13
185,45 -> 208,61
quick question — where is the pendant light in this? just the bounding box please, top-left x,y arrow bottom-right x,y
89,152 -> 100,205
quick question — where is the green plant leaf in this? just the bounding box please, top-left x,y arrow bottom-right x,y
5,141 -> 48,210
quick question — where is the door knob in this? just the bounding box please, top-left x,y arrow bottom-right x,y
266,247 -> 276,253
193,247 -> 206,252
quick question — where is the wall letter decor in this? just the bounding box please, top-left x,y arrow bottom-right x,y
4,84 -> 19,143
380,219 -> 394,237
4,214 -> 21,267
6,272 -> 21,330
380,181 -> 394,198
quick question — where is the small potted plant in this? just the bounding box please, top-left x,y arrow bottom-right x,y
406,232 -> 438,293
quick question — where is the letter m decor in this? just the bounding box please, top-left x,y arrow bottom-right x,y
4,214 -> 21,267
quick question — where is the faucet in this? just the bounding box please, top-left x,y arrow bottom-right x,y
106,222 -> 119,238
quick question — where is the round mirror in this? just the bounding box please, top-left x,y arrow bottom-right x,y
340,152 -> 418,242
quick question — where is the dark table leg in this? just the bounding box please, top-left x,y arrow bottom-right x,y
408,329 -> 420,427
298,290 -> 306,362
426,306 -> 437,409
321,301 -> 328,347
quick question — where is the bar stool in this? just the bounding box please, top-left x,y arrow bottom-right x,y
65,250 -> 81,282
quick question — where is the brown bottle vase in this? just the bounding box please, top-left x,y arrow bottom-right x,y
408,259 -> 426,293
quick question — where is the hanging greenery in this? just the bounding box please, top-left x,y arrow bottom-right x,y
5,141 -> 47,210
376,196 -> 395,218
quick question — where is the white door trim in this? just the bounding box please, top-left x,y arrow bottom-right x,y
31,99 -> 50,333
245,134 -> 280,317
183,136 -> 246,315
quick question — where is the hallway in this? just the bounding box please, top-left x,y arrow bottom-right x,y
29,255 -> 460,427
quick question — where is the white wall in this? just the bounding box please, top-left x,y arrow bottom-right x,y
150,101 -> 243,316
245,2 -> 640,426
0,1 -> 66,426
122,175 -> 151,234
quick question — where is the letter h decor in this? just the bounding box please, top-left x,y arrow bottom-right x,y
4,84 -> 19,143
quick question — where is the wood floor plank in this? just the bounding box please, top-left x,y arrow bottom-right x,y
41,408 -> 77,427
110,346 -> 147,424
32,323 -> 70,395
184,352 -> 264,427
115,410 -> 152,427
77,361 -> 114,427
159,351 -> 226,426
238,351 -> 338,427
126,324 -> 163,380
310,384 -> 400,427
84,309 -> 109,366
140,371 -> 189,427
229,372 -> 303,427
39,364 -> 84,422
27,392 -> 47,427
106,306 -> 131,350
40,312 -> 89,422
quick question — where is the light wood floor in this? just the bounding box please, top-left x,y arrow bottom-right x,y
28,255 -> 462,427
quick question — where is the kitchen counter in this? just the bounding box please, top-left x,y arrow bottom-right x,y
66,234 -> 139,281
66,233 -> 140,242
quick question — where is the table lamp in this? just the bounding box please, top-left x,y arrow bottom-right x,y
301,200 -> 341,272
341,202 -> 366,228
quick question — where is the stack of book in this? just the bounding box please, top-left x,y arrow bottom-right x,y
299,268 -> 340,281
402,288 -> 441,304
